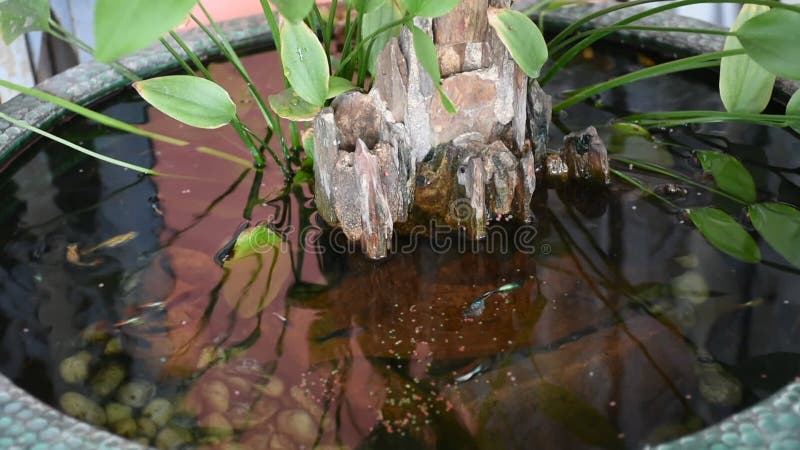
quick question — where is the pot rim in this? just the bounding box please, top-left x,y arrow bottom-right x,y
0,5 -> 797,450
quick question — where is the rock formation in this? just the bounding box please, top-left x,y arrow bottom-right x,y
313,0 -> 609,258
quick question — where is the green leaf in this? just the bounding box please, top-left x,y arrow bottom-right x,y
610,122 -> 652,139
687,207 -> 761,263
0,0 -> 50,44
536,382 -> 623,450
347,0 -> 386,14
401,0 -> 459,18
720,4 -> 775,114
270,0 -> 314,22
410,24 -> 440,84
362,0 -> 403,74
229,223 -> 283,263
280,20 -> 330,106
410,24 -> 456,114
736,9 -> 800,79
268,88 -> 321,121
327,76 -> 358,99
293,169 -> 314,185
787,90 -> 800,134
487,7 -> 548,78
133,75 -> 236,129
749,203 -> 800,269
94,0 -> 198,62
696,150 -> 756,203
437,85 -> 457,114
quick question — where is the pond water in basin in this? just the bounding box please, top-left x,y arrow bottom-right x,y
1,46 -> 800,450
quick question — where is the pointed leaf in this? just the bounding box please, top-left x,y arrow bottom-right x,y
687,207 -> 761,263
268,88 -> 321,121
437,85 -> 457,114
270,0 -> 314,23
230,223 -> 282,263
401,0 -> 459,18
749,202 -> 800,269
133,75 -> 236,129
487,8 -> 548,78
736,9 -> 800,79
410,24 -> 457,114
720,4 -> 775,114
787,90 -> 800,134
410,24 -> 440,84
0,0 -> 50,43
362,0 -> 403,74
327,76 -> 358,99
94,0 -> 198,62
280,20 -> 330,106
696,150 -> 756,203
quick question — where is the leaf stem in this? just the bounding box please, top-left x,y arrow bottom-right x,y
0,111 -> 156,175
540,0 -> 800,86
553,49 -> 744,111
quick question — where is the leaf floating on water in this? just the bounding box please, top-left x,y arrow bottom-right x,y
696,150 -> 756,203
222,222 -> 283,265
748,202 -> 800,269
536,382 -> 624,449
687,207 -> 761,263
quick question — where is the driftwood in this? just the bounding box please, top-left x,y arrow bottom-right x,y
313,0 -> 610,258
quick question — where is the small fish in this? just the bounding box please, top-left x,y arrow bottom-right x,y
734,297 -> 765,310
65,244 -> 102,267
83,231 -> 138,254
313,326 -> 363,343
462,281 -> 523,319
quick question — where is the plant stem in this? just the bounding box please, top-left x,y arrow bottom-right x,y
0,79 -> 186,146
549,24 -> 735,56
611,168 -> 676,207
338,6 -> 360,79
621,111 -> 800,128
335,16 -> 408,77
165,32 -> 213,78
540,0 -> 800,86
163,30 -> 268,168
47,20 -> 141,81
257,1 -> 302,151
0,111 -> 156,175
193,3 -> 288,168
613,156 -> 745,204
553,49 -> 744,112
159,38 -> 198,76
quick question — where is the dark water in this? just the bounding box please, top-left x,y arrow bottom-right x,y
1,47 -> 800,450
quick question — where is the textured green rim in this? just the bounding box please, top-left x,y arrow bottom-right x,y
0,5 -> 797,450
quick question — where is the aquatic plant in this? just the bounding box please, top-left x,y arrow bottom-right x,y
0,0 -> 799,266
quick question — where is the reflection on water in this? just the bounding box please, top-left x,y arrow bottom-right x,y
1,47 -> 800,450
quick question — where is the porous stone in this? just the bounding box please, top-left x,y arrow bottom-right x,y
332,91 -> 382,150
563,126 -> 611,185
311,1 -> 605,258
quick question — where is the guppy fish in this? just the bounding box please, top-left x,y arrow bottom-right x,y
462,281 -> 523,319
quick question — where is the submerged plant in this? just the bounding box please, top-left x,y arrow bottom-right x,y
0,0 -> 799,266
